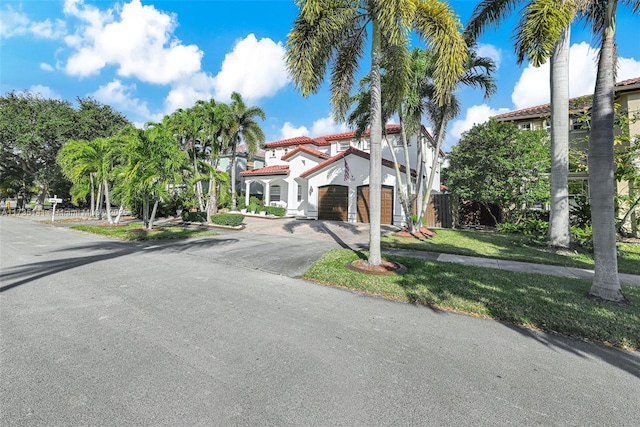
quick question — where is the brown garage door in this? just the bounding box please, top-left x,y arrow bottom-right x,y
318,185 -> 348,221
357,185 -> 393,225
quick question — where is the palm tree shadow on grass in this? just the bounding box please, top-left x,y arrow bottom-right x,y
0,237 -> 238,293
392,257 -> 640,379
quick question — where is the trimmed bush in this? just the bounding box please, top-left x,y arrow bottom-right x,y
182,211 -> 207,223
264,206 -> 286,217
211,213 -> 245,227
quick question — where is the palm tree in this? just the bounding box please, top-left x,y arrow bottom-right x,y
58,136 -> 122,222
228,92 -> 266,211
467,0 -> 575,248
169,108 -> 206,211
584,0 -> 631,302
119,123 -> 188,229
195,99 -> 238,223
286,0 -> 467,266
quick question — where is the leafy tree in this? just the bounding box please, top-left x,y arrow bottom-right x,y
444,119 -> 551,223
286,0 -> 467,266
0,92 -> 75,208
74,97 -> 130,141
228,92 -> 266,211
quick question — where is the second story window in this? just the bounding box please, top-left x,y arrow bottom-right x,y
338,141 -> 350,151
269,149 -> 276,158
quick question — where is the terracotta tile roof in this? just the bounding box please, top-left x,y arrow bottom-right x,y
264,123 -> 441,155
494,76 -> 640,121
617,76 -> 640,87
300,146 -> 416,178
239,165 -> 289,177
264,136 -> 330,149
280,145 -> 330,161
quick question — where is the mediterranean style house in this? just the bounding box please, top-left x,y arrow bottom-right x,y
493,76 -> 640,234
240,124 -> 443,225
218,145 -> 265,198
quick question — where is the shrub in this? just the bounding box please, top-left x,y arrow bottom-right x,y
264,206 -> 286,216
237,197 -> 247,210
248,203 -> 258,213
571,225 -> 593,251
497,218 -> 549,237
250,196 -> 262,206
182,210 -> 207,223
211,213 -> 244,227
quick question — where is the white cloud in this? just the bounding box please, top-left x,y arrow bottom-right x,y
212,34 -> 290,102
91,79 -> 163,124
164,72 -> 216,113
0,4 -> 65,39
28,85 -> 61,99
63,0 -> 202,84
475,43 -> 502,69
280,122 -> 309,139
40,63 -> 55,72
511,42 -> 640,110
279,114 -> 349,139
446,104 -> 510,150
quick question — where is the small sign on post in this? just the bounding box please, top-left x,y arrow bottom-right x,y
48,195 -> 63,222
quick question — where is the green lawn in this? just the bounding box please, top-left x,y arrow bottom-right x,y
303,249 -> 640,350
70,222 -> 217,241
381,229 -> 640,275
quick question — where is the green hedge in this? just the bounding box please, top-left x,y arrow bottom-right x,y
182,211 -> 207,222
211,213 -> 245,227
264,206 -> 286,217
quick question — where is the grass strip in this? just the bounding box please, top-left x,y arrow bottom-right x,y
381,229 -> 640,275
303,248 -> 640,350
70,222 -> 217,241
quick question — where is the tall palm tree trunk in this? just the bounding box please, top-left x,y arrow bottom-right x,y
419,107 -> 447,230
230,147 -> 239,211
103,178 -> 114,224
89,173 -> 95,217
588,0 -> 625,302
368,20 -> 383,266
547,25 -> 571,248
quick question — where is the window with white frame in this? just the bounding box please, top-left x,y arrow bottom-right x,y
270,185 -> 281,202
269,149 -> 276,158
297,184 -> 302,202
571,118 -> 585,131
518,122 -> 532,130
337,140 -> 350,151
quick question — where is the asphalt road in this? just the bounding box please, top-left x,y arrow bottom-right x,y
1,217 -> 639,426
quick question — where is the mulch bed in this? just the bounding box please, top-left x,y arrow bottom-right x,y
394,227 -> 436,239
345,259 -> 407,276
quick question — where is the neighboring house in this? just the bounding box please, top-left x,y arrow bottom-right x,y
493,76 -> 640,233
240,124 -> 443,225
218,145 -> 266,197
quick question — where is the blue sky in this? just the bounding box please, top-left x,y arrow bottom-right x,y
1,0 -> 639,151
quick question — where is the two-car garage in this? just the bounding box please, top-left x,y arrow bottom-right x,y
317,184 -> 393,225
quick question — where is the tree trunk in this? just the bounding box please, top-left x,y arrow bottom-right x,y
418,107 -> 447,229
547,25 -> 571,248
89,173 -> 95,217
143,194 -> 150,229
587,0 -> 625,302
206,174 -> 218,224
114,204 -> 124,224
230,145 -> 238,211
96,182 -> 103,220
103,178 -> 113,224
148,198 -> 159,230
385,120 -> 414,233
368,19 -> 383,266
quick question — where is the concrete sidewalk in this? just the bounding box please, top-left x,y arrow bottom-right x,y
383,248 -> 640,287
